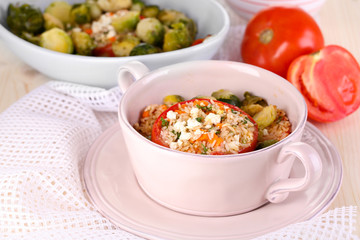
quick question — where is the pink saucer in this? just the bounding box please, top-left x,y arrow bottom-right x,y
83,122 -> 342,240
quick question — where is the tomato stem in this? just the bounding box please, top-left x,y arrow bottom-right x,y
259,29 -> 274,44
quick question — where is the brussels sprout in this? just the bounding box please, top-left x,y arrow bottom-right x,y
253,105 -> 277,129
112,35 -> 141,56
163,95 -> 185,106
7,3 -> 44,35
40,28 -> 73,54
112,11 -> 140,33
129,43 -> 160,56
163,22 -> 192,52
179,17 -> 197,40
135,18 -> 165,46
211,89 -> 242,107
43,13 -> 64,30
130,0 -> 145,12
44,1 -> 71,24
241,104 -> 264,117
192,95 -> 216,100
157,9 -> 186,26
256,139 -> 278,150
70,4 -> 92,25
86,0 -> 103,20
22,32 -> 41,45
71,31 -> 95,55
141,5 -> 160,18
241,91 -> 268,107
97,0 -> 132,12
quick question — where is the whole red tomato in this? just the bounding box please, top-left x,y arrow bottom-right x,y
288,45 -> 360,122
241,6 -> 324,78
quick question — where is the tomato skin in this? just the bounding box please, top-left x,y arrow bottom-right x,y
151,99 -> 258,154
92,43 -> 115,57
288,45 -> 360,122
241,6 -> 324,78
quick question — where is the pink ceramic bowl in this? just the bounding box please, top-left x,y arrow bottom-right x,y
117,60 -> 322,217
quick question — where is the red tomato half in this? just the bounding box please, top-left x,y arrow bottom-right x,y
151,99 -> 258,154
288,45 -> 360,122
241,6 -> 324,78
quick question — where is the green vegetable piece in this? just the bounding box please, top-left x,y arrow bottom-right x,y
7,3 -> 44,35
157,9 -> 187,26
70,4 -> 92,25
44,1 -> 72,24
43,13 -> 64,30
211,89 -> 241,107
192,95 -> 216,100
179,17 -> 197,40
241,91 -> 268,107
129,43 -> 160,56
40,28 -> 73,54
253,105 -> 277,129
97,0 -> 132,12
21,32 -> 41,45
135,18 -> 165,46
131,0 -> 145,11
112,35 -> 141,57
112,11 -> 140,33
241,104 -> 264,117
163,22 -> 192,52
86,0 -> 103,20
163,95 -> 185,106
158,9 -> 197,40
256,139 -> 279,150
71,31 -> 95,55
141,5 -> 160,18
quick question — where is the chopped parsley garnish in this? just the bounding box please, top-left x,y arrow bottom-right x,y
196,104 -> 212,112
231,109 -> 238,114
196,117 -> 203,122
171,130 -> 181,141
276,116 -> 283,124
161,117 -> 169,127
201,143 -> 209,154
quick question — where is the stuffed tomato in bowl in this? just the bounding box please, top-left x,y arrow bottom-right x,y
116,60 -> 322,217
134,91 -> 292,155
0,0 -> 229,88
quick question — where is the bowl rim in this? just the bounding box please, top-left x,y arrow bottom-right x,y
118,60 -> 308,160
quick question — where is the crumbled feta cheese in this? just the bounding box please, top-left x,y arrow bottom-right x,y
173,121 -> 186,132
179,132 -> 192,141
205,113 -> 221,125
190,107 -> 200,118
187,118 -> 201,129
169,142 -> 178,149
228,141 -> 240,150
166,110 -> 177,120
262,129 -> 269,136
194,129 -> 203,139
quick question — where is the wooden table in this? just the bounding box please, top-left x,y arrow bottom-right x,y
1,0 -> 359,236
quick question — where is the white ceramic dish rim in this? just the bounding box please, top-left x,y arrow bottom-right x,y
118,60 -> 308,161
0,0 -> 230,63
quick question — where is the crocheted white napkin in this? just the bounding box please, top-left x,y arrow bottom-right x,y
0,81 -> 358,240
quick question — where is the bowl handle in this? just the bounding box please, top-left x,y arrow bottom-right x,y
117,61 -> 150,93
266,142 -> 323,203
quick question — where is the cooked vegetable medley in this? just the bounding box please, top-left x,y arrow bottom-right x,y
134,90 -> 292,154
6,0 -> 201,56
